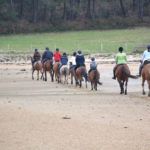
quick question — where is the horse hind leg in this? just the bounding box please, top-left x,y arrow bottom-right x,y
45,71 -> 47,81
119,81 -> 124,94
37,70 -> 39,80
147,80 -> 150,97
94,82 -> 97,91
124,81 -> 127,95
91,82 -> 93,90
142,78 -> 146,95
32,69 -> 35,80
80,80 -> 82,88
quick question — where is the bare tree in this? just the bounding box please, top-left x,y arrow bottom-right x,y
119,0 -> 126,17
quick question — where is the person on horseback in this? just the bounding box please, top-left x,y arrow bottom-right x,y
112,47 -> 127,80
69,51 -> 77,70
75,50 -> 85,70
138,45 -> 150,77
32,48 -> 41,68
88,57 -> 97,74
42,47 -> 53,63
75,50 -> 88,81
59,52 -> 68,73
54,48 -> 61,62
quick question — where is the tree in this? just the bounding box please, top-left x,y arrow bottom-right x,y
119,0 -> 126,17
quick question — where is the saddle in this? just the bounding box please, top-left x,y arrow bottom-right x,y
144,60 -> 150,66
34,61 -> 41,67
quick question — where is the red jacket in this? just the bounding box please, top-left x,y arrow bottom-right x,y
54,51 -> 61,62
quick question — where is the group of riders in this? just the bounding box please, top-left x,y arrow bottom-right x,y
32,47 -> 97,81
32,45 -> 150,81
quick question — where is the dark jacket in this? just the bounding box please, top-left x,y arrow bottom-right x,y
76,54 -> 85,65
33,51 -> 41,61
61,56 -> 68,65
42,50 -> 53,60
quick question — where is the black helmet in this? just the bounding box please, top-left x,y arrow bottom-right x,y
118,47 -> 123,52
56,48 -> 59,51
35,48 -> 38,52
91,57 -> 95,61
73,52 -> 76,56
46,47 -> 49,51
78,50 -> 82,54
147,45 -> 150,49
63,52 -> 66,56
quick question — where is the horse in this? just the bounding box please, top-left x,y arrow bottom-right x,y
141,63 -> 150,96
88,70 -> 102,91
69,62 -> 77,85
75,66 -> 88,88
31,57 -> 43,80
59,65 -> 69,84
42,59 -> 54,82
53,62 -> 60,82
115,64 -> 138,95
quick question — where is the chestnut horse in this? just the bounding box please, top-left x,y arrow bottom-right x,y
31,57 -> 43,80
43,60 -> 54,82
59,65 -> 69,84
76,66 -> 88,88
53,62 -> 60,82
88,70 -> 102,91
115,64 -> 138,95
141,63 -> 150,96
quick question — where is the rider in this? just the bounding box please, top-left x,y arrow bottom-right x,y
59,52 -> 68,72
88,57 -> 97,74
32,48 -> 41,68
53,48 -> 61,63
42,47 -> 53,63
75,50 -> 85,70
75,50 -> 88,81
69,51 -> 77,70
112,47 -> 127,80
139,45 -> 150,77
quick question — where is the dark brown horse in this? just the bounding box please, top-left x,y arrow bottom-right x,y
141,63 -> 150,96
31,57 -> 43,80
76,66 -> 88,88
88,70 -> 102,91
115,64 -> 138,95
53,62 -> 60,82
43,60 -> 54,82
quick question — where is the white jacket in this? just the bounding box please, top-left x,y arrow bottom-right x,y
141,50 -> 150,63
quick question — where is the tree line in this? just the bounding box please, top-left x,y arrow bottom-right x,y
0,0 -> 150,33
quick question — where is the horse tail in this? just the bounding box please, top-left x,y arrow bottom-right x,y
123,65 -> 138,79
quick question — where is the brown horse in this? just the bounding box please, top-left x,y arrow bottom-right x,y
31,57 -> 43,80
69,62 -> 77,85
115,64 -> 138,95
59,65 -> 69,84
53,62 -> 60,82
42,60 -> 54,82
76,66 -> 88,88
88,70 -> 102,91
141,63 -> 150,96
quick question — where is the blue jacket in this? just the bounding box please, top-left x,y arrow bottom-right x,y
42,50 -> 53,60
76,54 -> 85,65
61,56 -> 68,65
